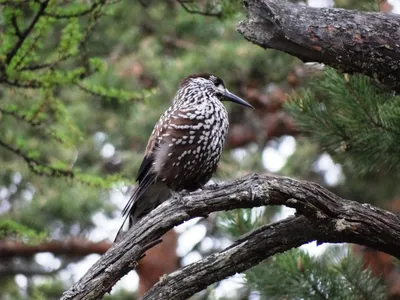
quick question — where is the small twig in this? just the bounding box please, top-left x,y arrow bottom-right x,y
20,53 -> 71,71
0,107 -> 68,143
11,14 -> 22,38
0,137 -> 74,178
177,0 -> 222,18
43,2 -> 101,19
0,78 -> 42,88
5,0 -> 50,65
0,260 -> 70,277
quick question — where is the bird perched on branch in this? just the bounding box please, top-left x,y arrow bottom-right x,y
115,73 -> 253,242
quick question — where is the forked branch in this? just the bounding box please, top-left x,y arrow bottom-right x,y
62,174 -> 400,300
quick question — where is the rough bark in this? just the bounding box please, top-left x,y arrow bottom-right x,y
61,174 -> 400,300
237,0 -> 400,93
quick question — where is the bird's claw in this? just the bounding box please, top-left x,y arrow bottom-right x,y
171,190 -> 187,204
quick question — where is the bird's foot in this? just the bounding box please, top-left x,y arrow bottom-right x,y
180,189 -> 190,196
171,190 -> 187,204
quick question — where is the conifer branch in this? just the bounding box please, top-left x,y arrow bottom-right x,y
11,14 -> 22,38
237,0 -> 400,93
5,0 -> 50,65
43,1 -> 102,19
0,137 -> 74,178
62,174 -> 400,300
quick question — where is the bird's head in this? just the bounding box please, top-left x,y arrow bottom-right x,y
177,73 -> 254,109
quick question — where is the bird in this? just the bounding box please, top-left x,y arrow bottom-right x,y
115,73 -> 254,242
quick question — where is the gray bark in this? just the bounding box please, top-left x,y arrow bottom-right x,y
61,174 -> 400,300
237,0 -> 400,93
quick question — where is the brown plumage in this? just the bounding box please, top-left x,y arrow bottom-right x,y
115,73 -> 253,241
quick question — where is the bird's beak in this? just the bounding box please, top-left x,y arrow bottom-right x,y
222,89 -> 254,109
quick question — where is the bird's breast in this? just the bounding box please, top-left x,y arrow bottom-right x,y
153,103 -> 229,191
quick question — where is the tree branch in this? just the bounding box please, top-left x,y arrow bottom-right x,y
144,216 -> 318,300
0,137 -> 75,178
61,174 -> 400,300
237,0 -> 400,93
177,0 -> 222,18
0,238 -> 111,258
0,260 -> 69,277
5,0 -> 50,65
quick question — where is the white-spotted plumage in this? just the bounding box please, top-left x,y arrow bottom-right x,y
115,73 -> 252,242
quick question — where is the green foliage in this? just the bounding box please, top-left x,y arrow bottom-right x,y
0,219 -> 46,242
0,0 -> 138,185
287,68 -> 400,174
335,0 -> 379,11
0,0 -> 395,299
218,209 -> 264,237
30,280 -> 65,300
246,248 -> 386,300
0,0 -> 300,298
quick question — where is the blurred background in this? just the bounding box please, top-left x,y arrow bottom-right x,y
0,0 -> 399,299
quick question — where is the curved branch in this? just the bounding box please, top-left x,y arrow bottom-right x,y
61,174 -> 400,300
144,216 -> 317,299
237,0 -> 400,93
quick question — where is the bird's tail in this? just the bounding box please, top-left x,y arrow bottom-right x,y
114,181 -> 170,243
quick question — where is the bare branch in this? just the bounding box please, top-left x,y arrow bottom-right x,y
0,238 -> 111,258
177,0 -> 222,18
62,174 -> 400,300
11,14 -> 22,38
0,260 -> 69,277
237,0 -> 400,93
143,216 -> 316,299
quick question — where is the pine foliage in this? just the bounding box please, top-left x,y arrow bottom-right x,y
288,68 -> 400,174
246,248 -> 386,300
0,0 -> 396,299
0,0 -> 141,186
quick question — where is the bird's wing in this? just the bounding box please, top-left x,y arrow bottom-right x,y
115,108 -> 199,242
115,111 -> 173,242
121,113 -> 168,218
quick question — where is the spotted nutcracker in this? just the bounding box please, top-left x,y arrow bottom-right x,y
115,73 -> 253,241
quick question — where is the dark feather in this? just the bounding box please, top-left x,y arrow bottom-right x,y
136,154 -> 154,182
115,170 -> 156,242
122,169 -> 156,217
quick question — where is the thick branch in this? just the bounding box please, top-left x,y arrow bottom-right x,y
237,0 -> 400,93
0,238 -> 111,258
62,174 -> 400,300
144,216 -> 319,299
